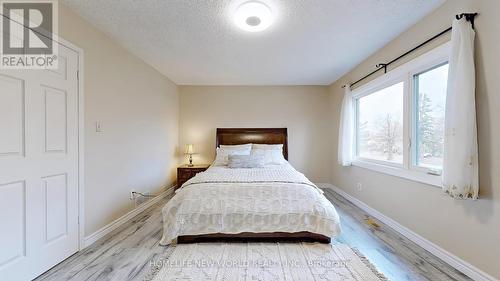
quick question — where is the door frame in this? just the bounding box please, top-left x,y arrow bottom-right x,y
53,37 -> 86,250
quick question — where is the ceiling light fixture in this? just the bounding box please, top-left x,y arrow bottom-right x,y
233,1 -> 274,32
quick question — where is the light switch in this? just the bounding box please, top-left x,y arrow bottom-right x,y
96,121 -> 103,132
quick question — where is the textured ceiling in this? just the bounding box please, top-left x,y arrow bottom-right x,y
62,0 -> 445,85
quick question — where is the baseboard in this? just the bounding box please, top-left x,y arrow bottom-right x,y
83,186 -> 175,248
319,183 -> 498,281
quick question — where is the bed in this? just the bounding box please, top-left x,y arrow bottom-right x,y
159,128 -> 341,245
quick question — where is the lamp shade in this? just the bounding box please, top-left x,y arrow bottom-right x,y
185,144 -> 194,154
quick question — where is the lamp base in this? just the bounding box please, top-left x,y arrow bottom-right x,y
188,154 -> 194,167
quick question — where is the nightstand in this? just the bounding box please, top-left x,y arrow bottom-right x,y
176,164 -> 210,190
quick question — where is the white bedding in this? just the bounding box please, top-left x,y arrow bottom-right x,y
160,163 -> 341,245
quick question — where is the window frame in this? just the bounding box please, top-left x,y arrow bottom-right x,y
354,77 -> 407,169
350,42 -> 450,187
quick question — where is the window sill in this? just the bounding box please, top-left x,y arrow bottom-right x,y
351,159 -> 442,187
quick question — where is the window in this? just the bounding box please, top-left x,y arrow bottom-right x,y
357,82 -> 404,165
351,42 -> 450,186
413,63 -> 448,171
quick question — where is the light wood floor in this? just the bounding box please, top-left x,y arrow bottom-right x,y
37,188 -> 471,281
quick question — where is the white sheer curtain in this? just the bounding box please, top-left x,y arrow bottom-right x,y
338,84 -> 354,166
442,17 -> 479,199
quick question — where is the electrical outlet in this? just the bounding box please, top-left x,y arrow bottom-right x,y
356,182 -> 363,191
96,121 -> 103,133
129,189 -> 136,200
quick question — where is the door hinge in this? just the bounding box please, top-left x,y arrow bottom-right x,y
77,70 -> 79,80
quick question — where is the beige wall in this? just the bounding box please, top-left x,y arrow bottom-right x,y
179,86 -> 332,182
329,0 -> 500,278
59,5 -> 180,236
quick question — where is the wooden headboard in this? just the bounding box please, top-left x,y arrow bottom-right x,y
216,128 -> 288,160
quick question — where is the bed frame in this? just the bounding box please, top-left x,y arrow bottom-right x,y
215,128 -> 288,160
177,128 -> 331,244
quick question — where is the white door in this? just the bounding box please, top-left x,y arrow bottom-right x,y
0,43 -> 80,281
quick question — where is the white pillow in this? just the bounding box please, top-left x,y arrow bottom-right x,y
213,144 -> 252,166
228,154 -> 265,168
220,143 -> 252,149
251,144 -> 285,165
252,144 -> 283,150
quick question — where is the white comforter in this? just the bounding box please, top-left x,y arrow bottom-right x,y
160,163 -> 341,245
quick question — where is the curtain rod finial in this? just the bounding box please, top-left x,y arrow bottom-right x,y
456,12 -> 478,29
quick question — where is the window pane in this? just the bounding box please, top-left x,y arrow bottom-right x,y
414,63 -> 448,170
357,82 -> 404,164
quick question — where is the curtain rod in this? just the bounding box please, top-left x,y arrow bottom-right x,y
341,13 -> 478,89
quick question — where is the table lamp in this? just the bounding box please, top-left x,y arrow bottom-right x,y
185,144 -> 195,167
